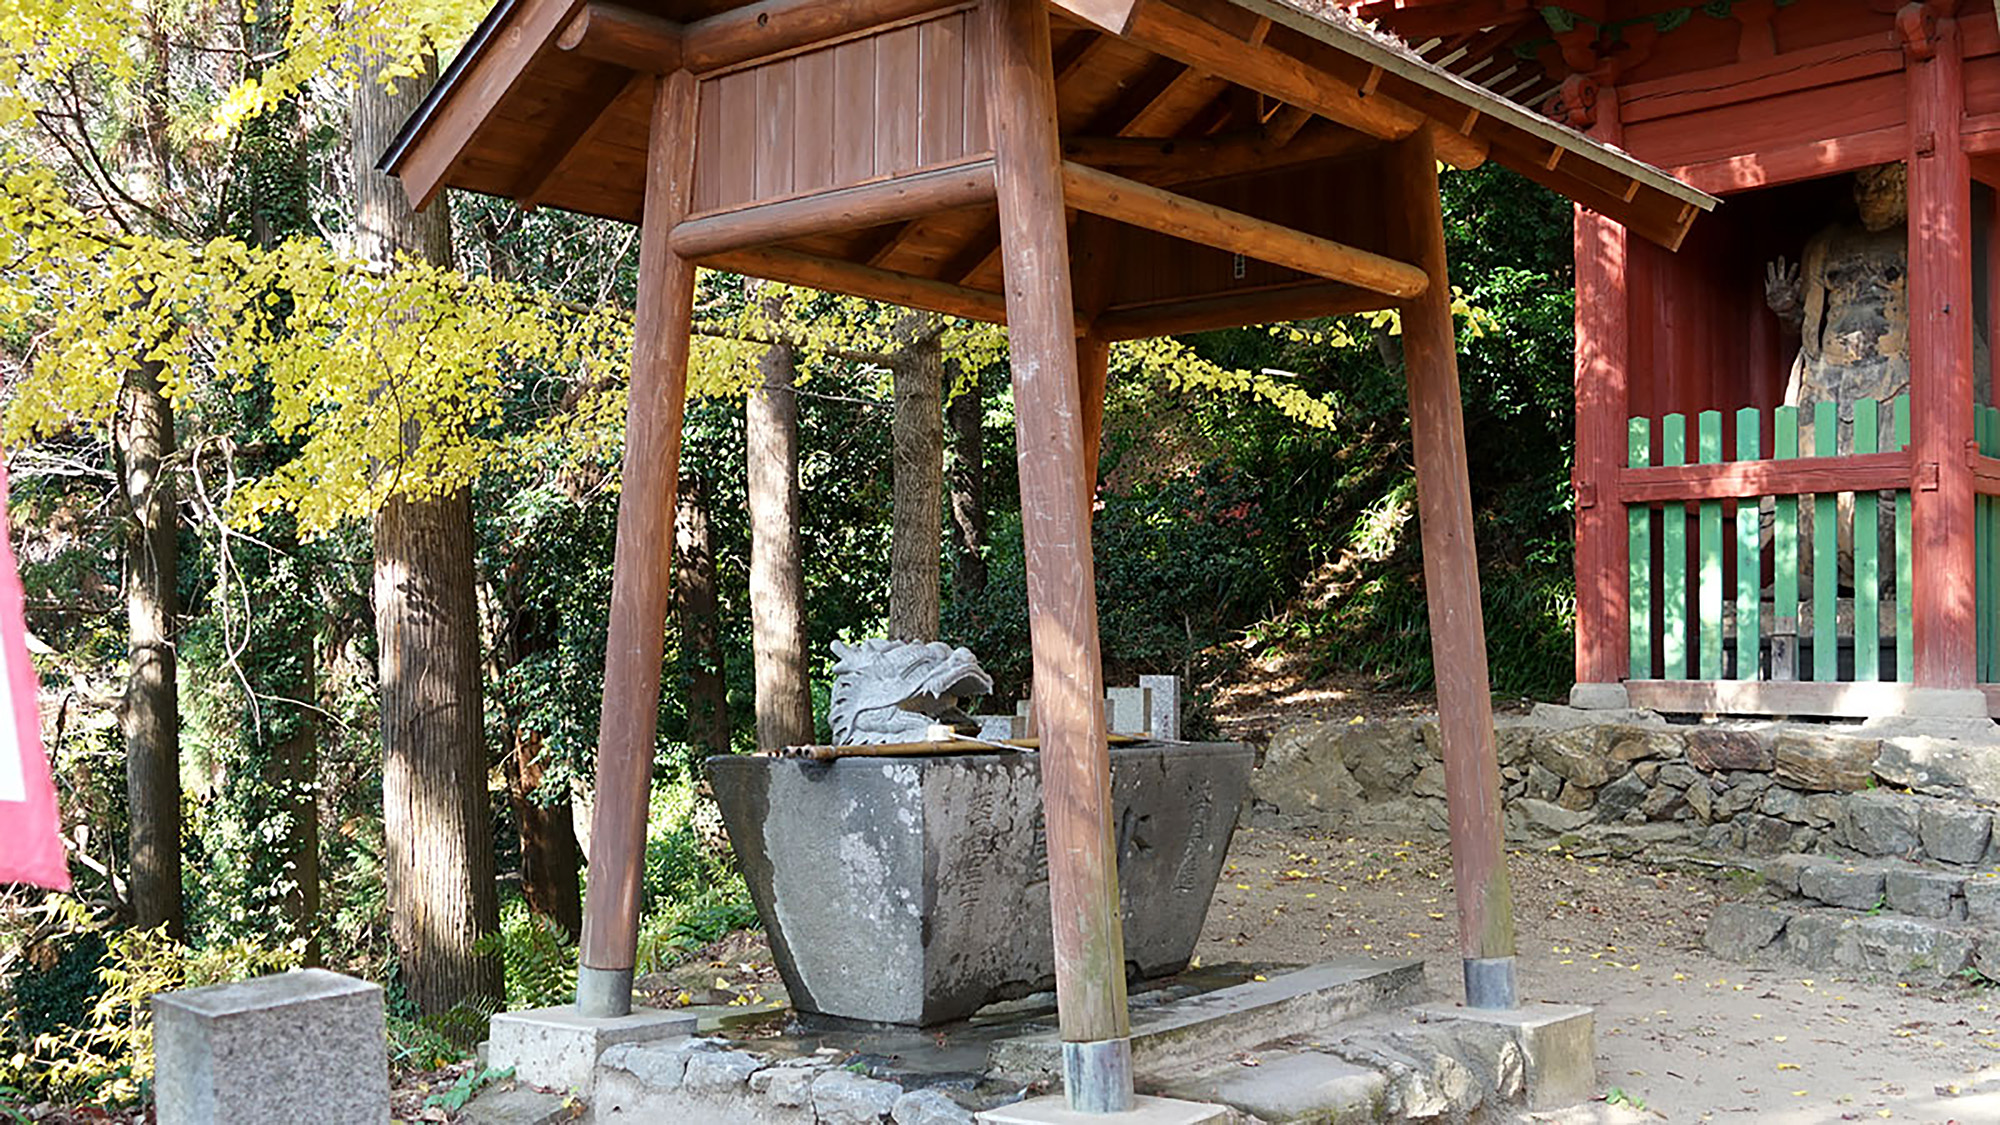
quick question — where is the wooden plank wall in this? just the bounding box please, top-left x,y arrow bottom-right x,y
691,9 -> 991,214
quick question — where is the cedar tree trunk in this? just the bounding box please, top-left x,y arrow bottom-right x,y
947,363 -> 987,600
673,471 -> 730,755
355,58 -> 503,1016
890,319 -> 945,642
746,322 -> 814,748
118,358 -> 182,939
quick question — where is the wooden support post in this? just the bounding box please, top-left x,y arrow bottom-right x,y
1385,127 -> 1519,1007
1572,90 -> 1632,702
985,0 -> 1132,1110
1907,11 -> 1979,693
1079,333 -> 1109,509
576,69 -> 699,1018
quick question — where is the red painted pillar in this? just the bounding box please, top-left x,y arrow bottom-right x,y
1572,89 -> 1633,697
1906,9 -> 1978,693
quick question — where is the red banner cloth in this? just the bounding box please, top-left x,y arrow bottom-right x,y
0,461 -> 68,889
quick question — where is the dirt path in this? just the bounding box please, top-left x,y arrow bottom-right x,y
1196,827 -> 2000,1124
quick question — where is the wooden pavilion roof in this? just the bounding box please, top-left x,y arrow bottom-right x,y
382,0 -> 1715,333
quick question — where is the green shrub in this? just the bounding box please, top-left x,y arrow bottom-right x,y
1,921 -> 298,1106
482,902 -> 576,1011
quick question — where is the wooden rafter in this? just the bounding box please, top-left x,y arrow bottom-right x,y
1093,278 -> 1380,338
394,0 -> 584,210
1122,0 -> 1426,142
513,71 -> 647,209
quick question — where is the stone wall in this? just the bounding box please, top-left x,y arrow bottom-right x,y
1247,705 -> 2000,866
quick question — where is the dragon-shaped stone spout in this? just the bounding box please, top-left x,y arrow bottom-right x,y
828,639 -> 994,746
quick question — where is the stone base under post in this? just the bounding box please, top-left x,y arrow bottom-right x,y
978,1094 -> 1231,1124
1414,1002 -> 1596,1110
487,1004 -> 696,1093
1568,682 -> 1631,710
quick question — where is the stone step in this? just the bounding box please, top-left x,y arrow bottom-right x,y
1753,852 -> 2000,922
1704,899 -> 2000,983
1154,1002 -> 1593,1123
986,960 -> 1426,1084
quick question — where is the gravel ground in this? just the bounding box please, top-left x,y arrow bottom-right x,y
1198,826 -> 2000,1124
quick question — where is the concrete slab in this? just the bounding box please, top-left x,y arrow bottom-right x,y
1162,1050 -> 1384,1123
1413,1002 -> 1595,1110
459,1084 -> 575,1125
486,1004 -> 695,1093
976,1094 -> 1231,1124
990,959 -> 1424,1083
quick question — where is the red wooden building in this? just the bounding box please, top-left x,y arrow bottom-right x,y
1365,0 -> 2000,721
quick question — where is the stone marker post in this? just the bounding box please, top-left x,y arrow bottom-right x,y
153,968 -> 388,1125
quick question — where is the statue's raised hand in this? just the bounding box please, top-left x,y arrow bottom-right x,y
1765,256 -> 1803,326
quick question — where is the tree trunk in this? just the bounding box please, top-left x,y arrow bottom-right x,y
947,363 -> 988,601
674,472 -> 730,755
890,319 -> 945,642
502,730 -> 582,939
746,317 -> 814,748
247,5 -> 319,959
265,641 -> 321,963
118,358 -> 181,940
355,56 -> 503,1016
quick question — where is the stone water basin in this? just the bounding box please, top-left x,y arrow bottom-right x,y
707,741 -> 1253,1026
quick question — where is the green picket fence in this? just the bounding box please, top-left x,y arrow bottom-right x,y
1626,397 -> 1913,684
1978,406 -> 2000,682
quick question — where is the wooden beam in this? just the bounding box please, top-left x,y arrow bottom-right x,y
1094,279 -> 1381,339
1263,102 -> 1313,146
1384,124 -> 1516,994
558,2 -> 683,72
1672,124 -> 1906,195
1618,451 -> 1911,502
682,0 -> 965,72
986,0 -> 1130,1090
1059,160 -> 1430,298
1908,15 -> 1977,691
1121,0 -> 1426,143
670,159 -> 997,258
702,245 -> 1010,322
1617,32 -> 1901,125
578,69 -> 700,1012
1629,679 -> 1996,719
512,70 -> 646,209
1971,451 -> 2000,494
392,0 -> 583,211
